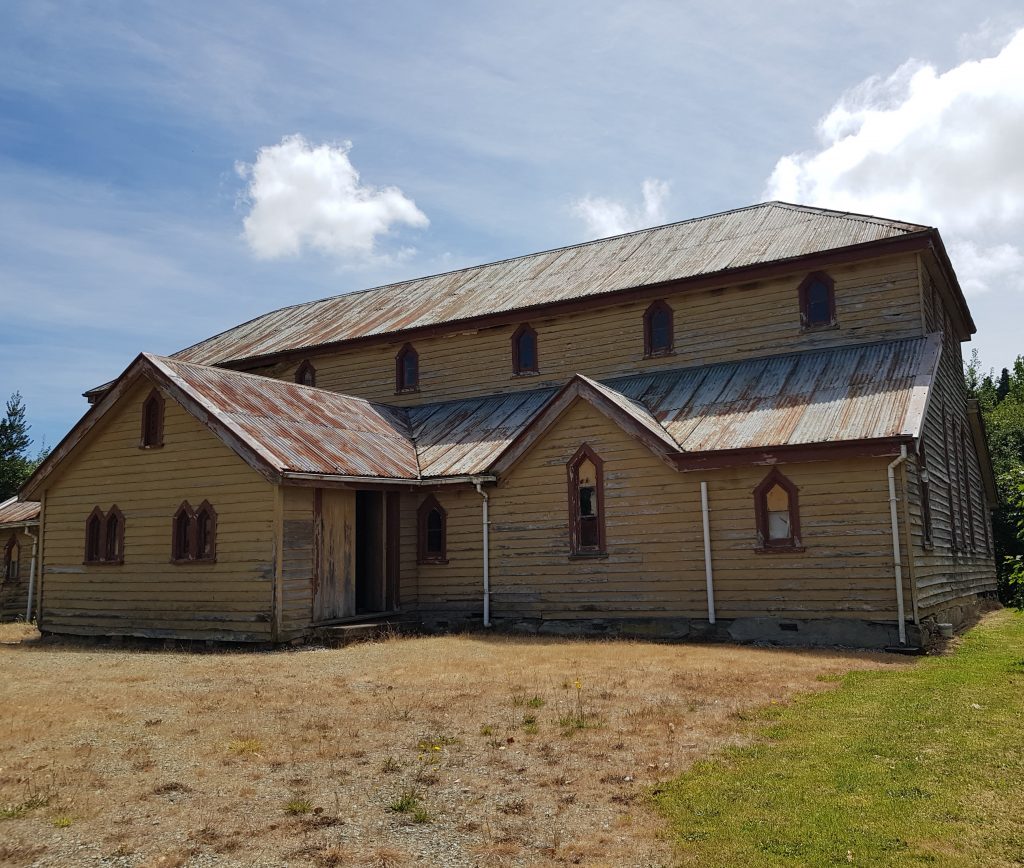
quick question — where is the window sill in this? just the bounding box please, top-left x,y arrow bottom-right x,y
417,557 -> 449,565
170,558 -> 217,565
395,387 -> 420,395
643,349 -> 676,360
83,560 -> 124,566
568,551 -> 608,560
511,370 -> 540,378
138,444 -> 165,450
800,322 -> 839,334
754,546 -> 806,555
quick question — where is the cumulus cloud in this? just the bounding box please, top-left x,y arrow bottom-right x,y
574,179 -> 671,238
765,29 -> 1024,295
236,134 -> 428,260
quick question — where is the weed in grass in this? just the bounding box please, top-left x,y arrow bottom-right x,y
499,797 -> 529,815
227,738 -> 263,756
52,815 -> 73,828
0,793 -> 51,820
389,788 -> 421,814
479,724 -> 494,736
380,756 -> 402,774
526,695 -> 545,708
284,797 -> 314,815
410,805 -> 431,824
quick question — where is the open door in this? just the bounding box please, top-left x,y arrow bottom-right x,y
314,488 -> 400,623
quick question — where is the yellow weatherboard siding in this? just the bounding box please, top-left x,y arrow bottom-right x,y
257,254 -> 923,406
424,399 -> 906,623
39,379 -> 278,641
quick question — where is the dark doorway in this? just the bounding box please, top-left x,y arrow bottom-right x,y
355,491 -> 385,614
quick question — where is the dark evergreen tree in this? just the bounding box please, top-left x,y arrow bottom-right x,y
0,393 -> 34,500
996,367 -> 1011,402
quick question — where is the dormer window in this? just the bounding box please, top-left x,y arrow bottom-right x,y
512,324 -> 538,375
798,272 -> 836,330
295,360 -> 317,387
754,469 -> 803,552
643,300 -> 674,357
140,389 -> 165,448
396,343 -> 419,392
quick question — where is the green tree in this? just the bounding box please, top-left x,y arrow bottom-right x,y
0,393 -> 38,499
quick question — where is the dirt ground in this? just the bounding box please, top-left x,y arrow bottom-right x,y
0,623 -> 908,867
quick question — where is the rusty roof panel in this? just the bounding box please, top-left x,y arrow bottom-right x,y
0,498 -> 40,526
610,335 -> 933,453
173,203 -> 926,367
152,356 -> 420,479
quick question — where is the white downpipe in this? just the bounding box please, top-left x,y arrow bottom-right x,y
700,481 -> 716,624
473,481 -> 491,627
888,446 -> 909,645
24,525 -> 38,623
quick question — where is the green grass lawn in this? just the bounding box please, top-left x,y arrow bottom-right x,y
654,610 -> 1024,867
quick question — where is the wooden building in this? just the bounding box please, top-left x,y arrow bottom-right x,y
20,203 -> 997,647
0,497 -> 40,622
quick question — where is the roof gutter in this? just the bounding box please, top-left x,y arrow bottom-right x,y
279,472 -> 497,488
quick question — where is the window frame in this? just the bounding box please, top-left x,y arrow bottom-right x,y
643,300 -> 675,357
395,343 -> 420,393
797,271 -> 837,331
918,437 -> 934,549
511,323 -> 539,375
416,495 -> 448,564
753,468 -> 803,553
140,388 -> 165,449
567,443 -> 607,557
3,535 -> 19,581
171,500 -> 218,564
85,505 -> 125,565
295,359 -> 317,388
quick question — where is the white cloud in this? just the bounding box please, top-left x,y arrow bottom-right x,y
573,179 -> 671,238
765,29 -> 1024,295
236,134 -> 429,261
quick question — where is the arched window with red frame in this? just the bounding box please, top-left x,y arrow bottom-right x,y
395,343 -> 419,392
568,444 -> 606,555
140,389 -> 165,448
753,468 -> 803,551
511,323 -> 539,375
417,495 -> 447,564
3,535 -> 19,581
643,300 -> 674,357
195,501 -> 218,562
85,507 -> 104,564
104,506 -> 125,563
295,360 -> 317,387
172,502 -> 195,561
798,272 -> 836,330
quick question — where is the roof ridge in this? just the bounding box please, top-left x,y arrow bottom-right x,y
768,200 -> 930,232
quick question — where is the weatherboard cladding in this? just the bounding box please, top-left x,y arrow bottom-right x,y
172,203 -> 926,367
143,335 -> 931,481
0,498 -> 41,527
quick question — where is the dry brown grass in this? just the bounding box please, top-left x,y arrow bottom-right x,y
0,622 -> 908,866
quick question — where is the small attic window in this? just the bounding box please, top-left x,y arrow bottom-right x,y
295,360 -> 317,387
798,272 -> 836,330
643,300 -> 674,357
396,343 -> 419,392
140,389 -> 165,448
512,324 -> 538,375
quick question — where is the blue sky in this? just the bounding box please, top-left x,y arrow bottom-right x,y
3,1 -> 1024,450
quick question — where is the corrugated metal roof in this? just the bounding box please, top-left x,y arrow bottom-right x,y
608,335 -> 935,453
0,497 -> 40,526
153,335 -> 933,479
151,356 -> 420,479
173,202 -> 927,367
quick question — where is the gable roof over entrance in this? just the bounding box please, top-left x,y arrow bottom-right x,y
170,202 -> 962,369
26,334 -> 942,498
